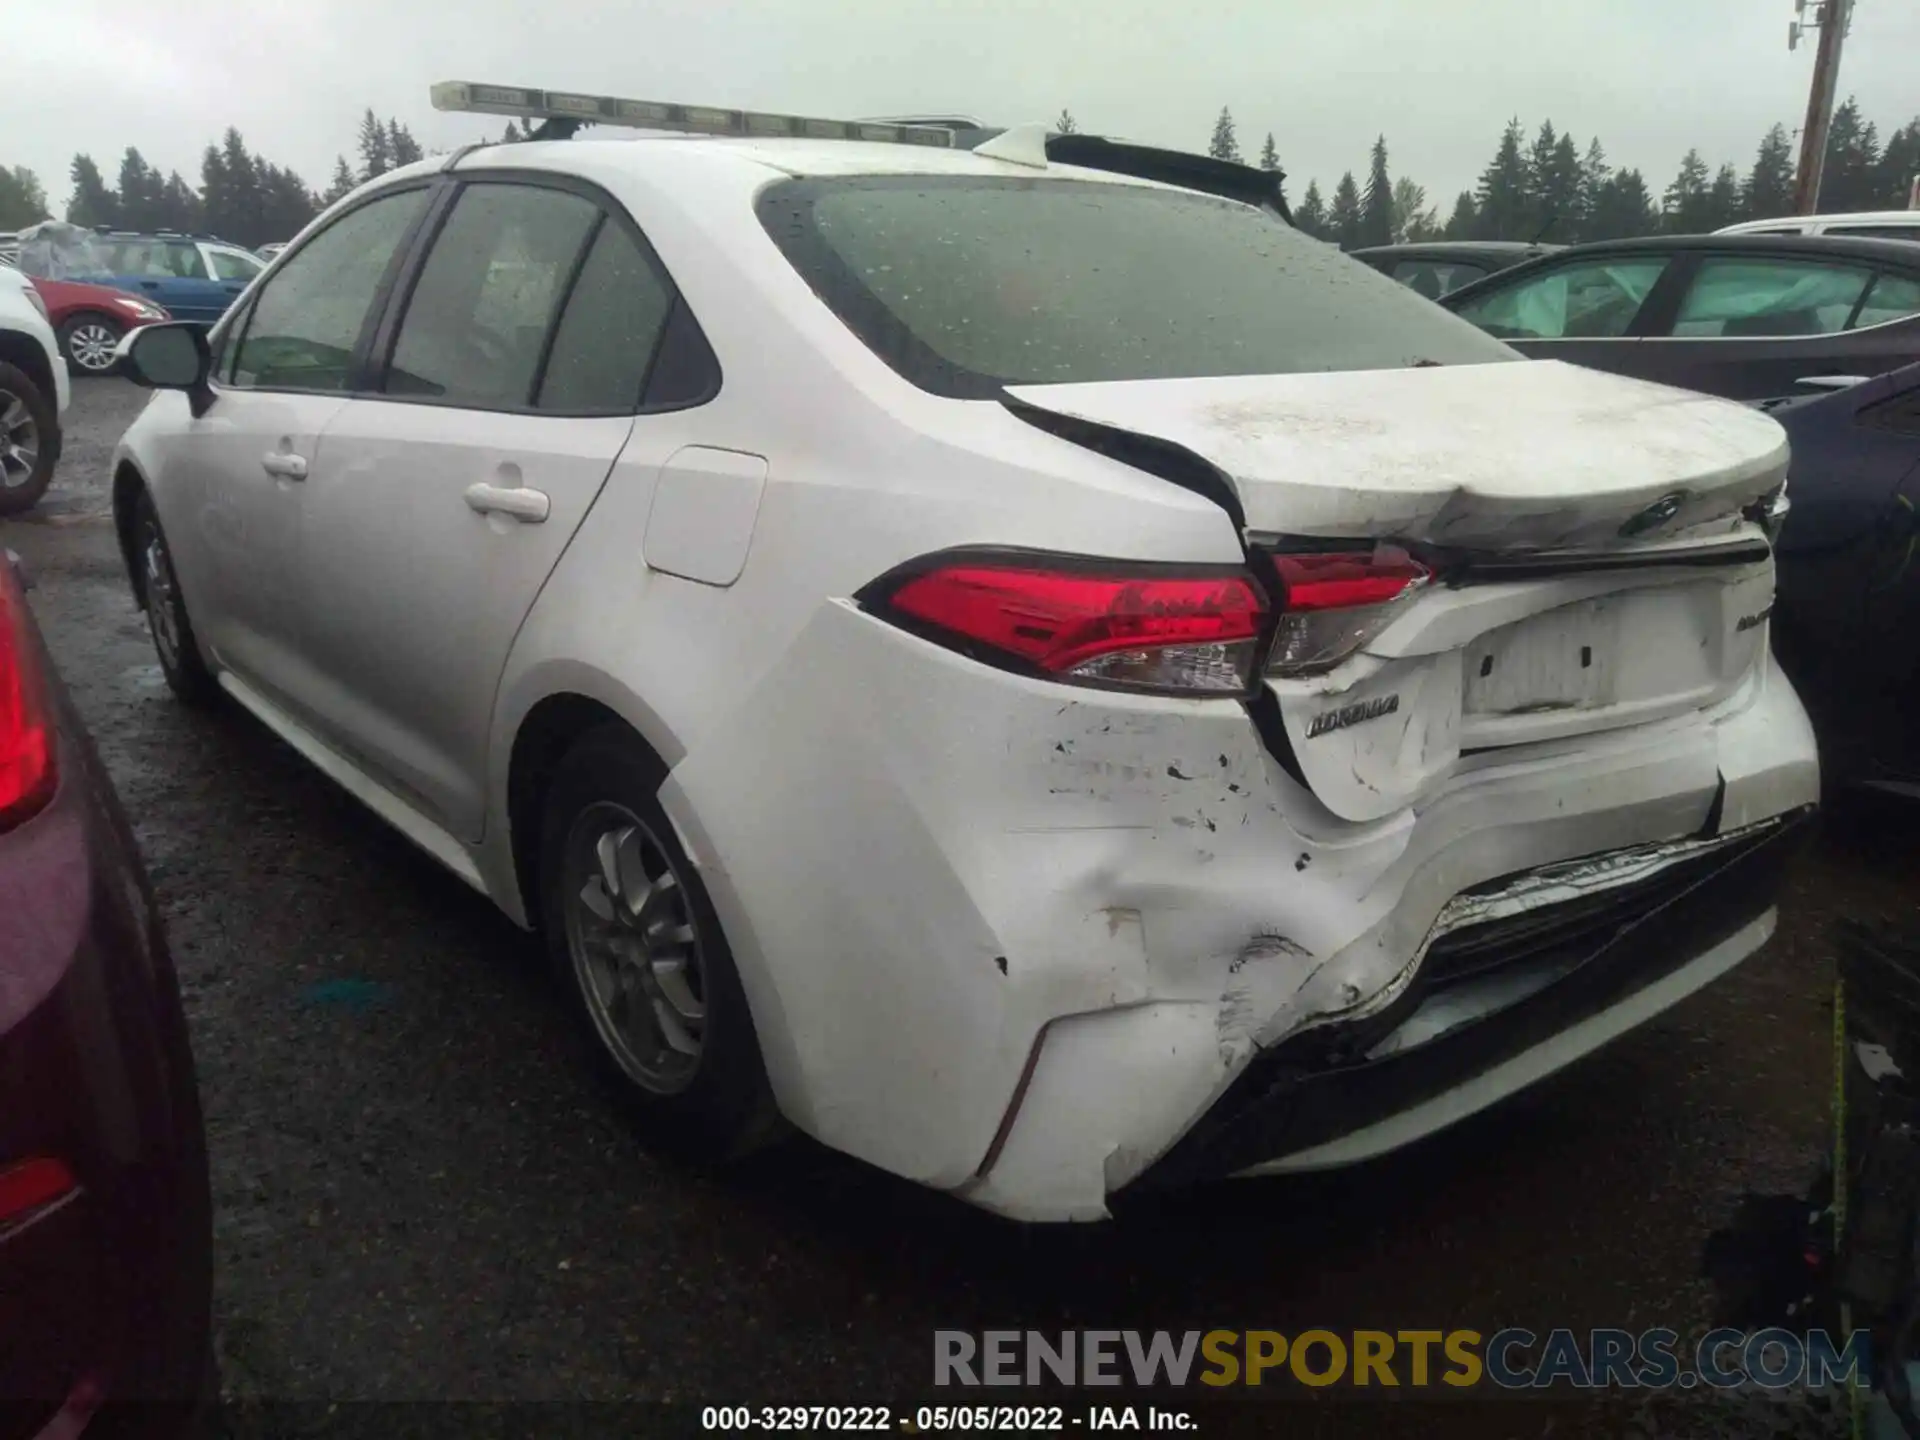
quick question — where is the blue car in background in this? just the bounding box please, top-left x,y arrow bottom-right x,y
1764,361 -> 1920,795
16,223 -> 266,326
90,231 -> 267,324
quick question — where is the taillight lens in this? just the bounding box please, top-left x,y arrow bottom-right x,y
878,561 -> 1268,694
0,1158 -> 77,1226
0,563 -> 57,831
1266,544 -> 1431,676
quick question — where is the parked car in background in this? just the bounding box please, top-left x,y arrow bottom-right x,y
1758,363 -> 1920,797
256,242 -> 287,262
26,275 -> 170,376
0,265 -> 67,516
15,223 -> 264,327
0,549 -> 213,1434
0,233 -> 20,268
90,231 -> 266,325
1350,240 -> 1561,298
107,87 -> 1818,1223
1442,233 -> 1920,402
1717,210 -> 1920,243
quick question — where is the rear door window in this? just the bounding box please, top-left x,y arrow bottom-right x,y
1452,256 -> 1669,339
1852,273 -> 1920,329
759,175 -> 1512,398
1669,258 -> 1872,337
535,220 -> 675,413
384,183 -> 598,409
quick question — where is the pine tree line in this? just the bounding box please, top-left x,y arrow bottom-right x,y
1212,98 -> 1919,249
29,109 -> 428,250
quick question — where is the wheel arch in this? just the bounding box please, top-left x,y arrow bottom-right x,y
112,458 -> 152,605
0,332 -> 57,412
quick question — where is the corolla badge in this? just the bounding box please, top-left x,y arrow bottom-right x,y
1619,490 -> 1690,537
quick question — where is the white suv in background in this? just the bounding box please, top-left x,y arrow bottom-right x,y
1717,210 -> 1920,242
0,264 -> 68,515
106,87 -> 1819,1221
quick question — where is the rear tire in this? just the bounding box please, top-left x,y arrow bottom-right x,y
59,312 -> 125,376
538,726 -> 778,1161
0,362 -> 56,517
132,492 -> 218,706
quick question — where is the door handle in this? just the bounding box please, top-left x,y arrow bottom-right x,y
261,452 -> 307,480
464,482 -> 550,524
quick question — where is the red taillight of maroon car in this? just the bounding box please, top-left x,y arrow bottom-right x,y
0,562 -> 57,831
875,559 -> 1270,695
1265,544 -> 1431,677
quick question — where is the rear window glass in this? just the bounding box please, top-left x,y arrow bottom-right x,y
758,176 -> 1514,398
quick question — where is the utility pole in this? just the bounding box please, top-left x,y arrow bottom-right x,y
1790,0 -> 1854,215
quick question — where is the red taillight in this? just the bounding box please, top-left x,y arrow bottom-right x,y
880,561 -> 1268,694
0,565 -> 57,830
0,1158 -> 77,1226
1266,544 -> 1431,677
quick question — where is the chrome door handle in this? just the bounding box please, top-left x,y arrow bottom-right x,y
464,482 -> 550,524
261,452 -> 307,480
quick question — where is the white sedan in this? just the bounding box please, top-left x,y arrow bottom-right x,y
107,90 -> 1818,1221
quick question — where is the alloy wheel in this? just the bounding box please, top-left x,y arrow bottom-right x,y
561,803 -> 708,1094
67,323 -> 119,373
0,390 -> 38,492
142,530 -> 183,670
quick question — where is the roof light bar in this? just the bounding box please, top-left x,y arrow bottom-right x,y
431,81 -> 960,149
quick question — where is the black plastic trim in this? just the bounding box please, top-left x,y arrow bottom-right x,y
1002,400 -> 1247,532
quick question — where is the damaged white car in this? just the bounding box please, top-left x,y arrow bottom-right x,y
108,85 -> 1818,1222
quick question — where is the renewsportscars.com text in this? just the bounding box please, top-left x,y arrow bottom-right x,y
934,1327 -> 1869,1391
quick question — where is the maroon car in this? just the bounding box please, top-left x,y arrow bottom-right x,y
24,279 -> 170,379
0,549 -> 211,1438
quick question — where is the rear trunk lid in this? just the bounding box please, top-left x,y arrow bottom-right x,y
1006,360 -> 1788,822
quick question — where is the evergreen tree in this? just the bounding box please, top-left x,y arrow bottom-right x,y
1391,177 -> 1437,242
66,154 -> 119,228
358,108 -> 393,181
501,120 -> 524,143
1704,163 -> 1743,230
1818,99 -> 1881,212
116,148 -> 166,230
1359,135 -> 1394,248
1878,120 -> 1920,209
1054,109 -> 1077,135
1473,118 -> 1530,239
1587,168 -> 1658,240
322,156 -> 358,205
1661,148 -> 1713,232
0,167 -> 48,229
198,145 -> 226,238
387,120 -> 424,167
1442,190 -> 1477,240
156,172 -> 201,232
1208,107 -> 1241,163
215,128 -> 263,244
1522,120 -> 1558,236
1577,138 -> 1610,240
1259,132 -> 1279,173
1742,124 -> 1796,222
1533,129 -> 1583,241
1328,171 -> 1362,251
1293,180 -> 1327,239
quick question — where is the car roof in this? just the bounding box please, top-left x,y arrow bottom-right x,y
1717,211 -> 1920,233
1350,241 -> 1560,259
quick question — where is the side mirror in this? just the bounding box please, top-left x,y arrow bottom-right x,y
119,323 -> 214,417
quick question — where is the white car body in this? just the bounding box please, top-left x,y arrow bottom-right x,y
0,265 -> 71,416
1716,210 -> 1920,242
112,135 -> 1818,1221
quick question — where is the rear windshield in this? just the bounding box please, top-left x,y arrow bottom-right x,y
758,175 -> 1515,398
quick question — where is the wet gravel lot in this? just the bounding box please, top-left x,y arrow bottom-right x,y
8,378 -> 1919,1438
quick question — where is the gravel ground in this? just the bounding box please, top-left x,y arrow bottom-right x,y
7,377 -> 1917,1439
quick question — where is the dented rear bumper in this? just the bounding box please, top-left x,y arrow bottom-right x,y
1128,805 -> 1814,1192
664,599 -> 1818,1223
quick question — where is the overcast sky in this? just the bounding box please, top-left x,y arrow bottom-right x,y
8,0 -> 1919,220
